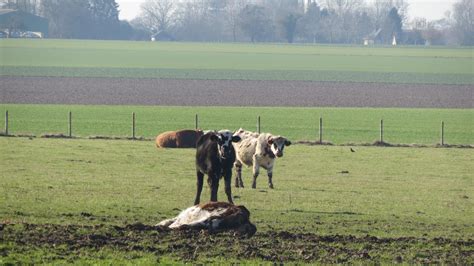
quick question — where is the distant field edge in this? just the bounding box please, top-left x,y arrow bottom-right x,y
1,66 -> 472,85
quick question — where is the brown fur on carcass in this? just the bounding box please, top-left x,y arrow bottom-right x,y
155,129 -> 204,148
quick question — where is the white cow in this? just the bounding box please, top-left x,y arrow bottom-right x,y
233,132 -> 291,189
157,202 -> 256,237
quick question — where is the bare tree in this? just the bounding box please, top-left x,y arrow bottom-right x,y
225,0 -> 247,42
371,0 -> 408,29
0,0 -> 39,15
322,0 -> 364,16
453,0 -> 474,45
139,0 -> 175,34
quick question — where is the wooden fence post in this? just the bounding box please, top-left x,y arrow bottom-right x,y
380,119 -> 384,143
68,111 -> 72,137
195,114 -> 199,129
319,117 -> 323,143
132,112 -> 136,139
441,121 -> 445,146
257,116 -> 261,134
5,110 -> 8,136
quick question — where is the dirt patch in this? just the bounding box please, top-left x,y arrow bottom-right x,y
2,222 -> 473,263
1,76 -> 472,108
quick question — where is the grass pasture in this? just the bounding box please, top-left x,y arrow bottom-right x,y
1,104 -> 473,145
0,137 -> 473,264
1,39 -> 472,84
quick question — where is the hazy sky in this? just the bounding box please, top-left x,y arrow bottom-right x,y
116,0 -> 457,21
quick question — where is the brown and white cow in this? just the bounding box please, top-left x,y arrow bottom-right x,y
155,129 -> 204,148
157,202 -> 256,237
233,132 -> 291,189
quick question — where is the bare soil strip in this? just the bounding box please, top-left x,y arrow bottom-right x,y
1,223 -> 472,264
1,77 -> 472,108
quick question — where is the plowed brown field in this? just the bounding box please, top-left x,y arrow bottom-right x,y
1,76 -> 472,108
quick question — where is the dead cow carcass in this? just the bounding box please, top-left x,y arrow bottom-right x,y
157,202 -> 256,237
155,129 -> 203,148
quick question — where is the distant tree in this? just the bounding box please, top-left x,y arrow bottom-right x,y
380,7 -> 402,44
89,0 -> 119,22
88,0 -> 121,39
319,8 -> 339,43
322,0 -> 363,16
40,0 -> 130,40
281,12 -> 300,43
139,0 -> 175,34
403,29 -> 424,45
299,1 -> 321,43
0,0 -> 39,15
225,0 -> 247,42
239,4 -> 273,42
40,0 -> 94,39
355,11 -> 374,42
421,24 -> 445,45
453,0 -> 474,45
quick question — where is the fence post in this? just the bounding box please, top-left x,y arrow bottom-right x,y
380,119 -> 384,143
441,121 -> 444,146
132,112 -> 136,139
319,117 -> 323,143
68,111 -> 72,138
195,114 -> 199,129
257,116 -> 261,134
5,110 -> 8,136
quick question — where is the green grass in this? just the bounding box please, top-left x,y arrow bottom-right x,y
1,39 -> 472,84
0,138 -> 473,263
1,104 -> 473,145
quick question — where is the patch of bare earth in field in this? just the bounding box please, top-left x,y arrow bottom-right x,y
1,76 -> 472,108
2,222 -> 473,263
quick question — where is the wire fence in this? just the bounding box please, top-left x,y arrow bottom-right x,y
1,110 -> 461,148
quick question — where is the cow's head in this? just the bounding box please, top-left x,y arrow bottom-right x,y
267,136 -> 291,158
211,130 -> 241,159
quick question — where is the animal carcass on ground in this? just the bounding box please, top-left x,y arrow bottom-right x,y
233,132 -> 291,189
156,202 -> 256,237
155,129 -> 203,148
194,130 -> 241,205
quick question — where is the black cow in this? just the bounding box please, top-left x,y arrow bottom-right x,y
194,130 -> 241,205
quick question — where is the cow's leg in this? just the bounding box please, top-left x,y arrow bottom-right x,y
267,168 -> 274,189
210,172 -> 219,202
234,162 -> 243,188
224,169 -> 234,204
252,164 -> 260,188
252,156 -> 260,189
194,171 -> 204,205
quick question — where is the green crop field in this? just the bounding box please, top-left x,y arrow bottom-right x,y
1,39 -> 472,84
1,104 -> 473,145
0,138 -> 473,264
1,38 -> 473,264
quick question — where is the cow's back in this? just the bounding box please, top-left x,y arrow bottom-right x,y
156,131 -> 177,148
175,130 -> 203,148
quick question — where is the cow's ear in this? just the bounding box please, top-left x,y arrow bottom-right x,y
232,136 -> 241,142
285,140 -> 292,146
210,134 -> 219,142
267,138 -> 274,145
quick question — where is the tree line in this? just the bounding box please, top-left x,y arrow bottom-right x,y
1,0 -> 472,45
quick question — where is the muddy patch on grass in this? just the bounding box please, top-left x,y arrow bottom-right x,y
1,222 -> 473,263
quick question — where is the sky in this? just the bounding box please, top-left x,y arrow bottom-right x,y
116,0 -> 458,21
